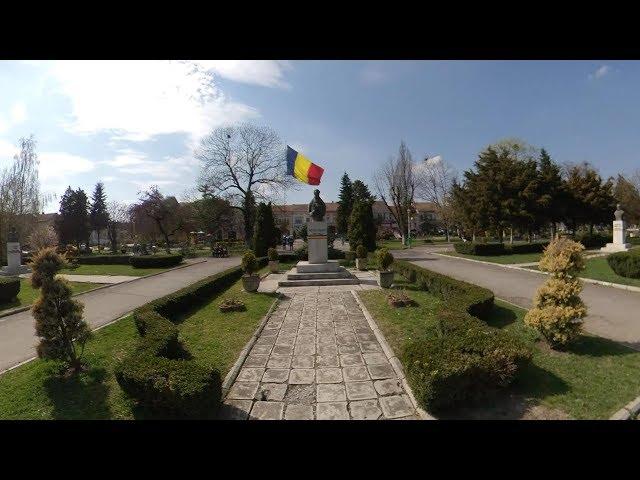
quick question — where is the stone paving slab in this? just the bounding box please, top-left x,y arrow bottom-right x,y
222,290 -> 418,420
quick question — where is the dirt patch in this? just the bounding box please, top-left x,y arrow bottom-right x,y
438,393 -> 571,420
284,384 -> 316,405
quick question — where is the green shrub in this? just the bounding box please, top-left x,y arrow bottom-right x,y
242,251 -> 258,275
393,260 -> 494,320
577,232 -> 612,249
356,245 -> 368,259
295,244 -> 308,261
345,251 -> 356,262
114,263 -> 266,417
76,254 -> 131,265
403,310 -> 531,411
0,276 -> 20,303
328,246 -> 345,260
607,250 -> 640,278
278,253 -> 298,263
376,248 -> 394,270
130,254 -> 183,269
504,242 -> 549,254
267,247 -> 279,261
453,242 -> 506,256
629,237 -> 640,245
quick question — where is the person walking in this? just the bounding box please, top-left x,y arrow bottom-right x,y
287,234 -> 294,251
282,234 -> 287,251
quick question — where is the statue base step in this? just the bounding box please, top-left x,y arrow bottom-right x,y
601,243 -> 632,253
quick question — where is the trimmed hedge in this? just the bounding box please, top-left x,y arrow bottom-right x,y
394,260 -> 494,320
630,237 -> 640,245
403,310 -> 532,411
607,250 -> 640,278
129,254 -> 183,269
0,276 -> 20,304
453,242 -> 548,256
114,259 -> 268,417
577,233 -> 612,249
77,254 -> 132,265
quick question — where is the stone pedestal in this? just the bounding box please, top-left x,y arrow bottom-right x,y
1,241 -> 31,276
307,220 -> 328,264
601,220 -> 631,253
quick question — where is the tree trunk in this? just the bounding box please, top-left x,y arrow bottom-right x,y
551,222 -> 556,241
589,223 -> 594,235
509,227 -> 513,244
445,227 -> 450,242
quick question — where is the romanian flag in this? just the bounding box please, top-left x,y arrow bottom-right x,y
286,146 -> 324,185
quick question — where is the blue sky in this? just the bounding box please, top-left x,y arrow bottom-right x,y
0,60 -> 638,212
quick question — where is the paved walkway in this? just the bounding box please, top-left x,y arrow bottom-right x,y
220,290 -> 418,420
57,274 -> 137,284
0,257 -> 240,373
392,247 -> 640,350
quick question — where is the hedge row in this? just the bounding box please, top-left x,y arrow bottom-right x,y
77,255 -> 132,265
0,276 -> 20,304
576,233 -> 612,249
129,254 -> 183,269
393,259 -> 494,320
453,242 -> 549,256
607,250 -> 640,278
114,258 -> 268,417
403,310 -> 532,411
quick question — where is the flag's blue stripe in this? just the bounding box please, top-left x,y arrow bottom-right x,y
286,145 -> 297,175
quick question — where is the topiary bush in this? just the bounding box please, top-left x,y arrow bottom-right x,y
130,254 -> 183,269
356,244 -> 368,259
267,247 -> 279,261
0,276 -> 20,304
376,247 -> 394,271
242,251 -> 258,275
403,310 -> 532,412
607,250 -> 640,278
524,238 -> 587,348
114,262 -> 265,417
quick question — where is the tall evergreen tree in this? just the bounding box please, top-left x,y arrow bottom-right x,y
536,149 -> 565,239
348,199 -> 376,251
55,187 -> 90,249
564,162 -> 616,234
352,180 -> 375,203
253,202 -> 279,257
90,182 -> 109,248
335,172 -> 353,237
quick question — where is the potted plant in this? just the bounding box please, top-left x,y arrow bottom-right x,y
355,245 -> 368,271
267,247 -> 279,273
376,247 -> 394,288
241,251 -> 260,292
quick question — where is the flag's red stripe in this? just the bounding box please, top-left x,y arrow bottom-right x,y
307,163 -> 324,183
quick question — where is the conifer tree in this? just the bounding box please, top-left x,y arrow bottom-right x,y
31,247 -> 91,374
90,182 -> 109,248
336,172 -> 353,237
348,199 -> 376,252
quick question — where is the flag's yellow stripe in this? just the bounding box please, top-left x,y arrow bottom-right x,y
293,153 -> 312,184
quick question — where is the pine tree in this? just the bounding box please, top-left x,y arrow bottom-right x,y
352,180 -> 375,203
31,247 -> 92,374
335,172 -> 353,237
253,202 -> 278,257
537,149 -> 565,239
348,199 -> 376,252
55,187 -> 90,249
90,182 -> 109,248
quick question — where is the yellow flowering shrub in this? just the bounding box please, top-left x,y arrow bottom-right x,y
525,238 -> 587,348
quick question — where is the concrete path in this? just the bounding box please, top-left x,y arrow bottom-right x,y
0,257 -> 240,373
391,247 -> 640,350
220,290 -> 418,420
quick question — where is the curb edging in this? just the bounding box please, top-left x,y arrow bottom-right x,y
351,290 -> 436,421
220,294 -> 282,397
610,395 -> 640,420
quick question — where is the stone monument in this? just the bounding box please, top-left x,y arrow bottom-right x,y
307,189 -> 328,264
278,190 -> 359,286
601,204 -> 631,253
1,227 -> 31,276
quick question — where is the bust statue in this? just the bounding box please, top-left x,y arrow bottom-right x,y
614,203 -> 625,221
7,226 -> 18,243
308,189 -> 326,222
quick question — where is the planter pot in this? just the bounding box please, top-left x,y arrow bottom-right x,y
268,260 -> 279,273
242,274 -> 260,292
378,270 -> 394,288
356,258 -> 367,271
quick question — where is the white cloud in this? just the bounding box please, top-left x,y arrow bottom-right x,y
38,152 -> 95,181
10,102 -> 27,124
194,60 -> 292,88
129,179 -> 178,192
40,60 -> 262,142
589,65 -> 611,80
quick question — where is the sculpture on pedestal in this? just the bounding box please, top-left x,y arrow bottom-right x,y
308,189 -> 326,221
601,204 -> 631,253
1,225 -> 31,275
7,227 -> 18,243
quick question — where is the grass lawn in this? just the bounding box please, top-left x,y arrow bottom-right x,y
440,250 -> 543,264
0,267 -> 278,419
59,263 -> 178,277
0,279 -> 99,314
358,276 -> 640,419
579,256 -> 640,288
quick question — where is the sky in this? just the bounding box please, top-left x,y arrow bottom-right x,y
1,60 -> 638,213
